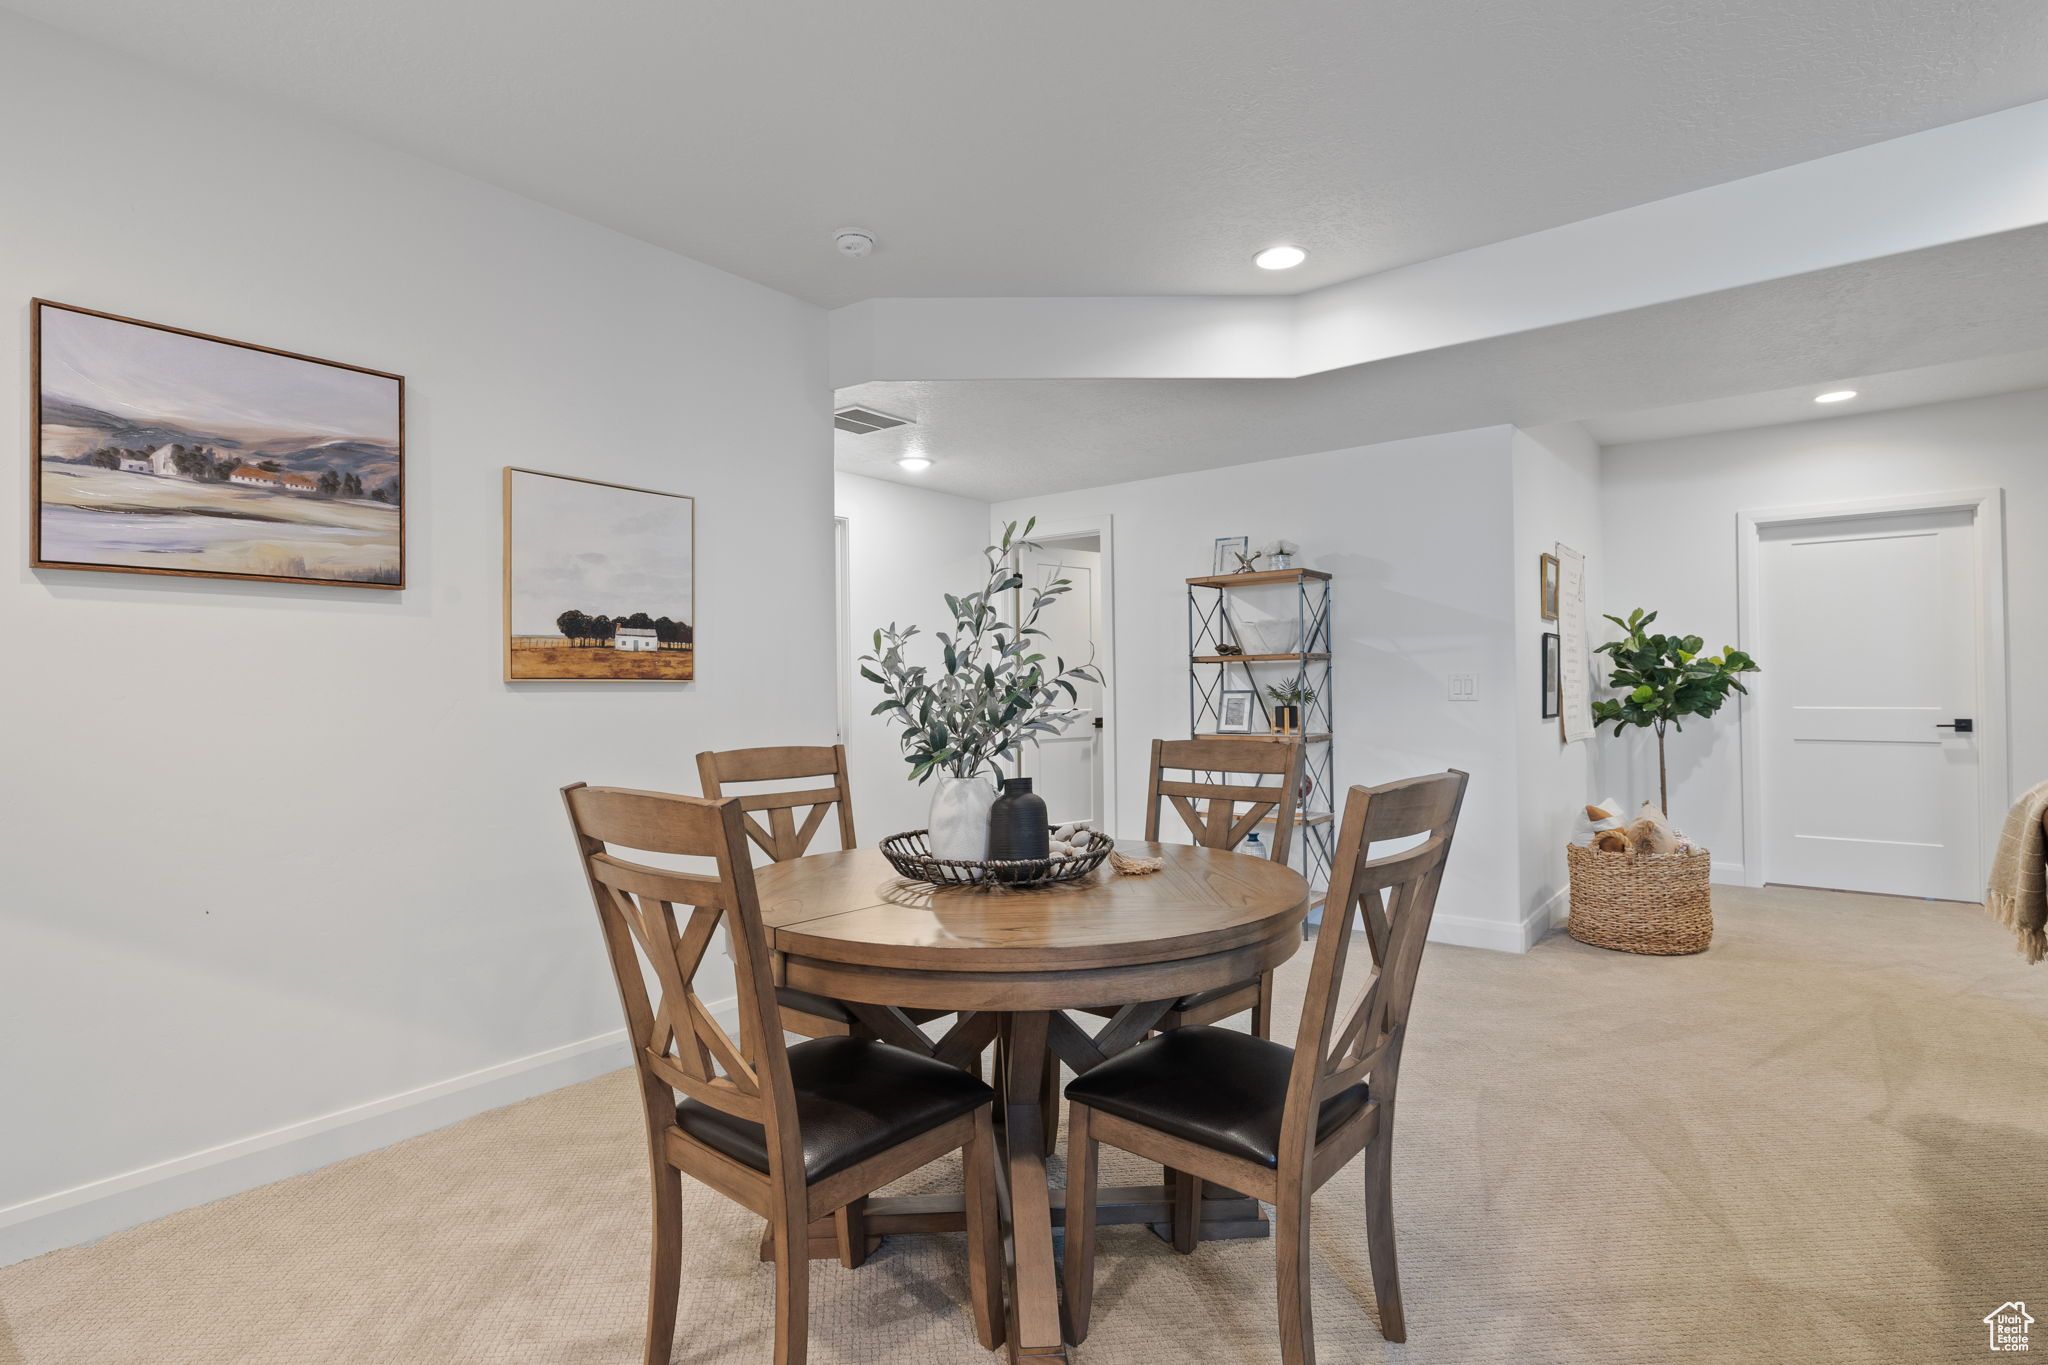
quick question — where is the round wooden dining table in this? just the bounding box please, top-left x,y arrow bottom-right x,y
754,841 -> 1312,1363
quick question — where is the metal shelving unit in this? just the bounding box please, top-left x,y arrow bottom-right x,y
1187,568 -> 1335,903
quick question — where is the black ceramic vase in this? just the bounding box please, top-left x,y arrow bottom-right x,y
987,777 -> 1050,860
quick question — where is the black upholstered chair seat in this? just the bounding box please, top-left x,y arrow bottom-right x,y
776,985 -> 857,1025
676,1036 -> 993,1183
1064,1026 -> 1368,1168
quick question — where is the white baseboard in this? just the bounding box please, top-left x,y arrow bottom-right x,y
0,1006 -> 721,1268
1429,887 -> 1568,955
1711,860 -> 1745,884
1429,912 -> 1529,954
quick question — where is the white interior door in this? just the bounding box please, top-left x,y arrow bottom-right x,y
1015,544 -> 1102,827
1759,508 -> 1981,900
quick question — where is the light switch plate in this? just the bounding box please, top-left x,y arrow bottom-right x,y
1447,673 -> 1477,701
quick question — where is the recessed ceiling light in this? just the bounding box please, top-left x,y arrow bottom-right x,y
897,454 -> 932,471
1253,245 -> 1307,271
1814,389 -> 1858,404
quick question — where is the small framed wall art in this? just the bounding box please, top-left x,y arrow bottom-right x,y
1217,688 -> 1257,733
1540,631 -> 1561,719
31,300 -> 404,587
504,468 -> 696,681
1538,552 -> 1560,620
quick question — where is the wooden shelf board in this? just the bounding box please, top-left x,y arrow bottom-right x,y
1186,569 -> 1333,588
1191,652 -> 1331,664
1194,732 -> 1330,743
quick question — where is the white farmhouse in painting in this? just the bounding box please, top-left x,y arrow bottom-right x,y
230,466 -> 281,488
279,473 -> 319,493
119,454 -> 151,473
614,628 -> 659,652
148,444 -> 181,477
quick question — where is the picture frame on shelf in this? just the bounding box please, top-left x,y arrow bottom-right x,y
1539,552 -> 1561,620
1212,535 -> 1249,576
1540,631 -> 1561,719
1217,688 -> 1257,733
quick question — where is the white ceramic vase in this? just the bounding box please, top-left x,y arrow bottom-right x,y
928,773 -> 997,861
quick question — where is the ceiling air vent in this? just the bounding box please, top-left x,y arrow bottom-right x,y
834,405 -> 913,435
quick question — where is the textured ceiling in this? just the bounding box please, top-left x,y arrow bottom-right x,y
9,0 -> 2048,305
835,226 -> 2048,500
1582,348 -> 2048,445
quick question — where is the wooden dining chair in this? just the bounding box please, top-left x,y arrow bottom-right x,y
1135,734 -> 1306,1038
1063,769 -> 1469,1362
564,783 -> 1005,1365
697,745 -> 866,1040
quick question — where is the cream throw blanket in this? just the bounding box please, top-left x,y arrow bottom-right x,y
1986,780 -> 2048,965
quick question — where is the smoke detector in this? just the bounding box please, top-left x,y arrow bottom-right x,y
834,228 -> 876,260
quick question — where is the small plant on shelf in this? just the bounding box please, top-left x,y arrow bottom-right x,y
1265,679 -> 1317,734
1262,539 -> 1299,570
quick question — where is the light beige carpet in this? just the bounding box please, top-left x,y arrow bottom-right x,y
3,885 -> 2044,1365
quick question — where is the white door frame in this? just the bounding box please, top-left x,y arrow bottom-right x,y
1009,513 -> 1119,836
833,515 -> 852,745
1735,487 -> 2008,891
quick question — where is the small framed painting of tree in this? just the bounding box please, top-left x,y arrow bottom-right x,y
503,468 -> 695,681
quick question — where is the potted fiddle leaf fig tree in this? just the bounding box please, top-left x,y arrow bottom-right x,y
861,518 -> 1102,860
1590,608 -> 1759,816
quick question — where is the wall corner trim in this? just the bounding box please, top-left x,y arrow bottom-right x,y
1429,907 -> 1544,955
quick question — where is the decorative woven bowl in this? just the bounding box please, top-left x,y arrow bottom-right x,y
1565,843 -> 1713,955
880,828 -> 1113,888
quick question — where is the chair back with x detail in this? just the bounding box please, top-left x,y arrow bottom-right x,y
564,782 -> 1004,1365
1062,769 -> 1468,1364
697,744 -> 858,863
1145,735 -> 1305,863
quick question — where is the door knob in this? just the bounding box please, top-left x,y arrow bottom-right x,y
1934,718 -> 1975,732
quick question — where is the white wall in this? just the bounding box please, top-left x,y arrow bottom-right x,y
833,472 -> 994,838
1599,387 -> 2048,873
991,427 -> 1534,950
1510,424 -> 1605,931
0,13 -> 832,1264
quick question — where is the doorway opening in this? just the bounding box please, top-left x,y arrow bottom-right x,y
1012,520 -> 1117,834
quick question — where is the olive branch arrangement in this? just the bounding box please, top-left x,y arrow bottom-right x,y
860,519 -> 1103,784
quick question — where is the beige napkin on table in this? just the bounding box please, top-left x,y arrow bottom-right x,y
1986,780 -> 2048,965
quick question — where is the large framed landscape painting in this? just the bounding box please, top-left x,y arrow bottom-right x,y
504,468 -> 695,682
32,301 -> 404,587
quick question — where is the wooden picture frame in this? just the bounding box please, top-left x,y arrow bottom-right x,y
1538,552 -> 1560,620
1540,631 -> 1561,719
31,299 -> 405,588
504,467 -> 696,682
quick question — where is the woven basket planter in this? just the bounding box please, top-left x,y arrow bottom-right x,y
1565,843 -> 1713,955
